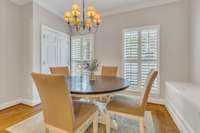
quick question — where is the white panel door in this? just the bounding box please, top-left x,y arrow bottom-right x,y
41,25 -> 70,73
57,33 -> 70,66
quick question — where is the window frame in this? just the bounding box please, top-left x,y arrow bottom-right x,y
70,34 -> 95,76
122,25 -> 161,95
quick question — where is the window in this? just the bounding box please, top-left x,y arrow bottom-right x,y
71,34 -> 94,76
123,26 -> 160,93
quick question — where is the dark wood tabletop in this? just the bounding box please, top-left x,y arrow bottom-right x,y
66,76 -> 130,95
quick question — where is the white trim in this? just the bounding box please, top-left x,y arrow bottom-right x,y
148,97 -> 165,105
0,99 -> 22,110
103,0 -> 181,16
23,0 -> 182,19
41,25 -> 69,36
123,25 -> 161,33
165,98 -> 195,133
41,24 -> 71,73
33,0 -> 63,18
20,98 -> 41,106
31,98 -> 41,106
0,99 -> 41,110
20,99 -> 34,106
9,0 -> 32,5
10,0 -> 181,17
30,0 -> 181,18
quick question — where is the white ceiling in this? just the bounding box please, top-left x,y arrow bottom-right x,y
11,0 -> 180,17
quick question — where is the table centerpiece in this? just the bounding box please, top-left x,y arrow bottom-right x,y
82,59 -> 99,81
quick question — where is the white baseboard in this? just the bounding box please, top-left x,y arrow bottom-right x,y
20,98 -> 41,106
0,99 -> 22,110
148,97 -> 165,105
0,94 -> 163,111
0,98 -> 41,110
165,98 -> 194,133
32,98 -> 41,106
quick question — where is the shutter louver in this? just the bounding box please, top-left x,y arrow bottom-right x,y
141,29 -> 159,61
83,37 -> 92,61
123,26 -> 160,93
71,37 -> 82,75
141,62 -> 159,91
124,31 -> 139,60
124,63 -> 139,88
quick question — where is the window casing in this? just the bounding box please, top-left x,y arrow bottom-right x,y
123,26 -> 160,94
71,34 -> 94,76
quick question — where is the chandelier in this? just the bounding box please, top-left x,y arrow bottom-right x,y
64,0 -> 102,32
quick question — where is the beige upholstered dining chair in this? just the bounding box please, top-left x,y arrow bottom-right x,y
32,73 -> 98,133
50,66 -> 70,77
101,66 -> 118,77
106,70 -> 158,133
49,66 -> 80,100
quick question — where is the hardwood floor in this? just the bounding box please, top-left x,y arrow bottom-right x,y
146,104 -> 179,133
0,104 -> 41,133
0,103 -> 179,133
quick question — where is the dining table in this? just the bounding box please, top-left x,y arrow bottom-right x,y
67,75 -> 129,95
66,75 -> 130,129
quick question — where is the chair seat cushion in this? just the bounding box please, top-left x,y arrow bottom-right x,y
73,101 -> 97,129
107,95 -> 144,116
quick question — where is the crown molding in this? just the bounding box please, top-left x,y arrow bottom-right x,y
103,0 -> 181,17
33,0 -> 63,18
9,0 -> 32,5
15,0 -> 181,19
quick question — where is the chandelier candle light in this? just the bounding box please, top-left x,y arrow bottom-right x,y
64,0 -> 102,32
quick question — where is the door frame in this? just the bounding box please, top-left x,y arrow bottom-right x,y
40,24 -> 70,72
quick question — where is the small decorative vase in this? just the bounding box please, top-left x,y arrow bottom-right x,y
89,71 -> 95,81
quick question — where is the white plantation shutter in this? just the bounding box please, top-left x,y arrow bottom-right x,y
71,37 -> 82,75
71,34 -> 94,76
123,26 -> 160,93
82,37 -> 93,61
124,31 -> 139,88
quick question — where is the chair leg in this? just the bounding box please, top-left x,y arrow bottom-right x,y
93,113 -> 98,133
106,112 -> 111,133
45,127 -> 49,133
139,117 -> 145,133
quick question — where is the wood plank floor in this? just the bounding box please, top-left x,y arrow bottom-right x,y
0,103 -> 179,133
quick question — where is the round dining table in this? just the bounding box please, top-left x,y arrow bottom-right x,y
66,75 -> 130,97
66,75 -> 130,129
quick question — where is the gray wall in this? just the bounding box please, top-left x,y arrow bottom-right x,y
21,2 -> 34,102
189,0 -> 200,85
0,0 -> 24,105
95,0 -> 189,97
31,3 -> 70,102
0,1 -> 70,107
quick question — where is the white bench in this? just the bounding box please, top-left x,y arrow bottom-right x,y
165,81 -> 200,133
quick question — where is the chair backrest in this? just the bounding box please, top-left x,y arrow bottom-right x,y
139,70 -> 158,109
32,73 -> 74,133
101,66 -> 118,77
50,66 -> 70,77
